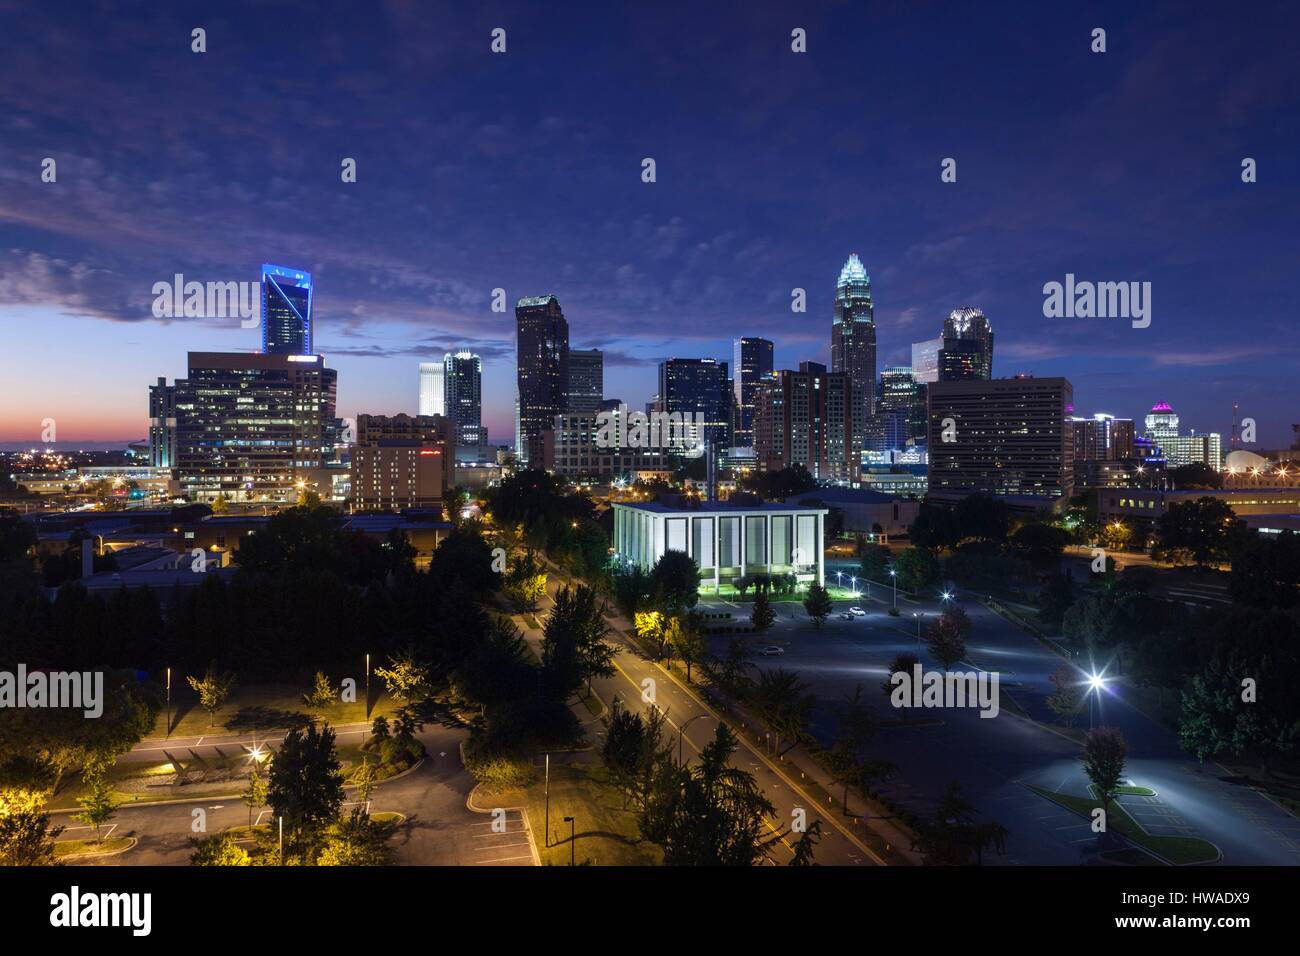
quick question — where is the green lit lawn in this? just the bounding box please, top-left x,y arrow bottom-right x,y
54,836 -> 134,858
1027,784 -> 1218,865
152,682 -> 398,738
520,763 -> 661,867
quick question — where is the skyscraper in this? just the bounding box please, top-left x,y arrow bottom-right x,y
515,295 -> 569,466
261,264 -> 313,355
658,358 -> 730,451
732,337 -> 774,449
874,366 -> 921,452
444,350 -> 484,450
567,348 -> 603,414
911,338 -> 942,384
938,307 -> 994,381
927,376 -> 1074,501
148,377 -> 176,468
1143,401 -> 1222,470
753,362 -> 855,481
418,362 -> 446,417
170,352 -> 337,502
831,254 -> 875,461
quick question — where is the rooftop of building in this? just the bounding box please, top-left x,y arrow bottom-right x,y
787,487 -> 906,504
614,499 -> 827,515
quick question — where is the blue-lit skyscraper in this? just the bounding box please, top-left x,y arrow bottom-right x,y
261,264 -> 313,355
831,253 -> 876,461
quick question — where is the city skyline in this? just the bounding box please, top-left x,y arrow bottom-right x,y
2,1 -> 1298,449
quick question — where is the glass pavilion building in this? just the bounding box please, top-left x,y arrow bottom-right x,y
612,499 -> 827,594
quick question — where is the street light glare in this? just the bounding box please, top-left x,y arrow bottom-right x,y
1088,674 -> 1105,691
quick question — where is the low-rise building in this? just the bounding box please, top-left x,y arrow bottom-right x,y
612,499 -> 827,594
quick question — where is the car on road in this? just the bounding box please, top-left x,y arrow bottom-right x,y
848,606 -> 866,616
839,611 -> 854,620
757,645 -> 785,656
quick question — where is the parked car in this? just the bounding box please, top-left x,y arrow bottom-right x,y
758,645 -> 785,657
849,606 -> 866,617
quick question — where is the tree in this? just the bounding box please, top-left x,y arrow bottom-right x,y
1045,665 -> 1083,728
826,685 -> 892,814
600,703 -> 650,808
541,585 -> 606,700
882,653 -> 920,721
925,607 -> 971,671
266,722 -> 345,845
1038,571 -> 1075,630
317,808 -> 397,865
241,762 -> 268,828
1152,496 -> 1244,568
190,832 -> 251,866
894,547 -> 941,593
647,724 -> 778,865
1081,726 -> 1127,837
1229,530 -> 1300,609
187,664 -> 236,728
633,609 -> 668,657
303,671 -> 336,710
911,780 -> 1008,865
803,583 -> 833,627
751,590 -> 776,632
210,494 -> 229,515
666,615 -> 706,682
74,761 -> 118,843
0,806 -> 61,865
373,650 -> 431,702
789,819 -> 823,866
352,757 -> 378,809
859,544 -> 891,582
1008,522 -> 1071,571
753,668 -> 816,756
650,550 -> 700,615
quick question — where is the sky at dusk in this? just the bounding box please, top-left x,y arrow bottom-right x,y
1,0 -> 1298,448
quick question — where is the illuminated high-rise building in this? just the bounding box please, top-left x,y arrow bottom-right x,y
732,337 -> 774,449
515,295 -> 569,466
831,254 -> 875,461
911,338 -> 941,384
418,362 -> 446,417
444,350 -> 484,450
938,307 -> 994,381
659,357 -> 730,451
261,264 -> 313,355
567,348 -> 603,414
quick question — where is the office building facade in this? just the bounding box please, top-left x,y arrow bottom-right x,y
658,357 -> 731,451
352,413 -> 451,511
261,264 -> 313,355
171,352 -> 337,502
418,362 -> 446,417
732,337 -> 775,449
752,362 -> 855,482
515,295 -> 569,466
566,348 -> 603,414
927,376 -> 1074,501
911,337 -> 942,384
444,350 -> 484,450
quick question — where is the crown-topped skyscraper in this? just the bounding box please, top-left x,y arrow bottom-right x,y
831,253 -> 875,466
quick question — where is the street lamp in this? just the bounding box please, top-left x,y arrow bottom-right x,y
1086,672 -> 1107,728
914,612 -> 922,651
849,575 -> 858,598
889,569 -> 898,609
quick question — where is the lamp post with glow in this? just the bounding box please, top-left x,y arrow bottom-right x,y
889,569 -> 898,610
678,713 -> 713,766
1086,672 -> 1106,728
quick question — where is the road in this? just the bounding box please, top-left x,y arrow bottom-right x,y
526,564 -> 887,866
